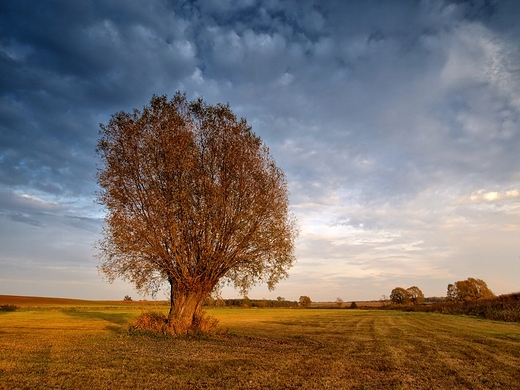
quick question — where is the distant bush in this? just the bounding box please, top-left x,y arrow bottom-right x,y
349,301 -> 358,309
0,304 -> 18,312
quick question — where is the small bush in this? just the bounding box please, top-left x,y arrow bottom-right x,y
349,302 -> 358,309
129,311 -> 170,337
0,304 -> 19,312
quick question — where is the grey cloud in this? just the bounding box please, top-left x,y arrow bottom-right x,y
0,187 -> 102,234
2,212 -> 43,227
0,1 -> 200,198
62,215 -> 103,234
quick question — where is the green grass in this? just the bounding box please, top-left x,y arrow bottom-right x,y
1,306 -> 520,389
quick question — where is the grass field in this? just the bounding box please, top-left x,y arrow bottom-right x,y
1,298 -> 520,389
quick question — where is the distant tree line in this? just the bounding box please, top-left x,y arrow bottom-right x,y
388,278 -> 495,307
384,278 -> 520,323
204,296 -> 299,308
434,292 -> 520,322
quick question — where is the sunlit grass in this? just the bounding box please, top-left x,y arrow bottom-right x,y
1,305 -> 520,389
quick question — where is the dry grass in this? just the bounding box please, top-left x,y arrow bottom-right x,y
1,303 -> 520,389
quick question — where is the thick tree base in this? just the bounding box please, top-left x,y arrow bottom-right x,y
168,312 -> 220,335
166,287 -> 216,335
129,311 -> 220,337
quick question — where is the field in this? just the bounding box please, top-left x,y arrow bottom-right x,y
1,297 -> 520,389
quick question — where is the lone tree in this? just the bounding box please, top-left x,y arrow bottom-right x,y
446,277 -> 494,302
96,93 -> 297,334
298,295 -> 312,307
390,287 -> 410,305
406,286 -> 424,305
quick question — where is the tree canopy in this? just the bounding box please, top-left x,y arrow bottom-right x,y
96,93 -> 298,334
446,278 -> 495,302
390,287 -> 410,305
390,286 -> 424,305
406,286 -> 424,305
299,295 -> 312,307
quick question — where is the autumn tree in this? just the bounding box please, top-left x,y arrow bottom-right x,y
406,286 -> 424,305
390,287 -> 410,305
299,295 -> 312,307
96,93 -> 298,334
335,297 -> 344,307
446,278 -> 495,302
446,283 -> 457,302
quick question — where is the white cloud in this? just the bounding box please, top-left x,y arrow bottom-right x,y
466,189 -> 520,203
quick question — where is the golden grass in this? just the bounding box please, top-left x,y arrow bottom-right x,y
1,304 -> 520,389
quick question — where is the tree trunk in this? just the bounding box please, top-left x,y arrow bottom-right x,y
167,282 -> 211,335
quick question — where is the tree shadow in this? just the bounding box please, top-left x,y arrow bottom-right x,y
62,309 -> 133,326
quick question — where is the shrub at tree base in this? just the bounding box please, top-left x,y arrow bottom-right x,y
129,312 -> 170,336
129,311 -> 220,337
190,312 -> 221,335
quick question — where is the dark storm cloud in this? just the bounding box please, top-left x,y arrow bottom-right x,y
0,0 -> 199,198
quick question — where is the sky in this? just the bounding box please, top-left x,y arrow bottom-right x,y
1,0 -> 519,302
